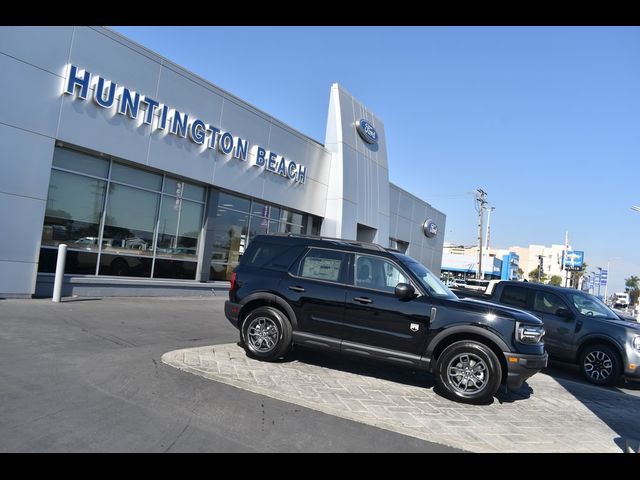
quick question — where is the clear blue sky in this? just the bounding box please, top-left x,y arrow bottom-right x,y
112,26 -> 640,296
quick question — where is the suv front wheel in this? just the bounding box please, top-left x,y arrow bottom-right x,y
579,344 -> 621,386
241,306 -> 292,361
435,340 -> 502,404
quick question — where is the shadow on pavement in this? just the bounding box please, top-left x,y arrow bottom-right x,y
550,374 -> 640,453
60,297 -> 103,303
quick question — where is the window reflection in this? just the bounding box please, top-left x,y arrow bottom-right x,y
102,183 -> 159,257
41,170 -> 106,252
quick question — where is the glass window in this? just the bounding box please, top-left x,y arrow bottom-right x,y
163,177 -> 183,197
177,200 -> 203,256
399,256 -> 457,299
248,215 -> 269,242
52,148 -> 109,178
111,162 -> 162,191
500,285 -> 529,309
218,192 -> 251,213
297,249 -> 347,283
355,254 -> 409,292
42,170 -> 106,251
102,183 -> 159,257
534,291 -> 569,315
98,253 -> 152,278
210,208 -> 248,266
269,207 -> 281,221
281,209 -> 304,226
568,293 -> 618,319
251,201 -> 269,216
280,223 -> 304,235
154,258 -> 197,280
182,182 -> 205,202
38,248 -> 98,275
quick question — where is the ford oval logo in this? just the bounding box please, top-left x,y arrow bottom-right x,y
423,219 -> 438,238
356,119 -> 378,145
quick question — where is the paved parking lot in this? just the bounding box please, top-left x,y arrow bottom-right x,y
163,343 -> 640,452
2,296 -> 639,452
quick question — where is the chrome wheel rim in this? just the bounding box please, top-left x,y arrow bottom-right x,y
247,317 -> 279,353
584,350 -> 613,382
446,353 -> 488,394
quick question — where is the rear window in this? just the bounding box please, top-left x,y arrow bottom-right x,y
241,241 -> 304,270
500,285 -> 529,309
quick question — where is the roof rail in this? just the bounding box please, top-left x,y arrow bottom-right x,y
272,233 -> 387,252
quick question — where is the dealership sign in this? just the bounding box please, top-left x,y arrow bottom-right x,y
63,65 -> 307,184
356,119 -> 378,145
422,219 -> 438,237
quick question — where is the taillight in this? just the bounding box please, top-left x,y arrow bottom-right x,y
229,271 -> 237,291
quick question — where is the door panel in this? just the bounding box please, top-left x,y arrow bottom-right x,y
532,290 -> 575,359
282,248 -> 348,340
342,254 -> 431,355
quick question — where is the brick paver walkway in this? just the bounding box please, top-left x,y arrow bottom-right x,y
162,344 -> 636,452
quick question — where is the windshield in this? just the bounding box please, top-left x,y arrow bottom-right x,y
394,254 -> 457,299
568,292 -> 619,320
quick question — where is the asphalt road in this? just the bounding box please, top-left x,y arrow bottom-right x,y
0,296 -> 457,452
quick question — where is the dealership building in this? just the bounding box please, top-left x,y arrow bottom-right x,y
0,26 -> 446,298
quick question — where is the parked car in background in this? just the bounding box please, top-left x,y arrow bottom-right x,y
224,234 -> 547,404
481,281 -> 640,386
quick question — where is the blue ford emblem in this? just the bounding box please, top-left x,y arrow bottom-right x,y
356,119 -> 378,145
423,219 -> 438,238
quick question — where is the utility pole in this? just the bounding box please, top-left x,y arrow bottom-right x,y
484,206 -> 495,280
475,188 -> 488,279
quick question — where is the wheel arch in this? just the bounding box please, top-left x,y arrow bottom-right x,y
576,335 -> 625,364
427,326 -> 510,385
238,292 -> 298,332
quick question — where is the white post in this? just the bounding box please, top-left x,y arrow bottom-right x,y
52,244 -> 67,303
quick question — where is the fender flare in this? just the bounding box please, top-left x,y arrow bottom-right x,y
577,334 -> 626,361
239,292 -> 298,329
425,324 -> 511,359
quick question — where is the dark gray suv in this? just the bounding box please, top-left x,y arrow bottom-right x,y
486,281 -> 640,386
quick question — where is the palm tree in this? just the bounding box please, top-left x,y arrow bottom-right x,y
625,275 -> 640,306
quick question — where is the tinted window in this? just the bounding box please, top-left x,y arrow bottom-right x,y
500,285 -> 529,308
355,254 -> 409,293
533,291 -> 568,315
297,249 -> 347,282
52,148 -> 109,178
243,242 -> 304,270
111,162 -> 162,191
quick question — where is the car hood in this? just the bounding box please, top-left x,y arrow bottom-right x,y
459,297 -> 543,325
600,316 -> 640,331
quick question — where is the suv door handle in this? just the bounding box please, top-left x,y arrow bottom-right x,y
353,296 -> 373,304
288,286 -> 305,292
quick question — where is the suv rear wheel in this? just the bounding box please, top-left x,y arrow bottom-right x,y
435,340 -> 502,404
579,344 -> 621,386
241,306 -> 292,361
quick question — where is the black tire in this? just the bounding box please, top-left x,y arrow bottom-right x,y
435,340 -> 502,404
579,344 -> 621,386
241,306 -> 292,361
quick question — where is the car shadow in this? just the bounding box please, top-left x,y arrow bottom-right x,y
543,363 -> 640,453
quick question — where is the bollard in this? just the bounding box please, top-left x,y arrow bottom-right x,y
52,244 -> 67,303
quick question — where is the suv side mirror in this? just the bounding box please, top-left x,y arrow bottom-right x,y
555,307 -> 573,320
395,283 -> 416,299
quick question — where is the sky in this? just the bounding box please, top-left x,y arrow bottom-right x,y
112,26 -> 640,296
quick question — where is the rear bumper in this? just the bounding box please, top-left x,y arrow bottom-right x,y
503,352 -> 548,390
224,300 -> 241,329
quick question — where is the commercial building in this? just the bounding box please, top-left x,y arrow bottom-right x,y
0,26 -> 446,298
441,244 -> 520,281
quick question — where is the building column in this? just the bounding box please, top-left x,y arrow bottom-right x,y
196,189 -> 220,282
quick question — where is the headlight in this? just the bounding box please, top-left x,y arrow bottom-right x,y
516,322 -> 545,345
633,336 -> 640,352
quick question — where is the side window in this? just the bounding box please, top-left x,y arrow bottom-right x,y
354,254 -> 409,293
533,291 -> 568,315
500,286 -> 529,309
297,248 -> 347,283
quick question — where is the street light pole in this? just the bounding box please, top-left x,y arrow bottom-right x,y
484,206 -> 495,280
475,188 -> 487,280
597,267 -> 602,298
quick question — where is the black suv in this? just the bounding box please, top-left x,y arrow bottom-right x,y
224,234 -> 547,403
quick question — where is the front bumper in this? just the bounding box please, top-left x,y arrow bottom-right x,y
503,352 -> 548,390
224,300 -> 241,329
